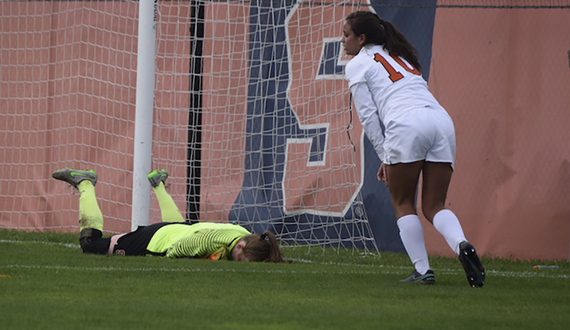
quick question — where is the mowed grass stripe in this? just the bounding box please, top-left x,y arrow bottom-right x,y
1,237 -> 569,280
1,230 -> 570,330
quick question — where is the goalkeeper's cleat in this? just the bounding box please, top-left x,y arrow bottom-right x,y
400,269 -> 435,285
147,169 -> 169,188
459,241 -> 485,288
52,168 -> 98,188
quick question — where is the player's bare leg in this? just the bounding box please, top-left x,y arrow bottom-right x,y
421,161 -> 485,287
385,161 -> 434,284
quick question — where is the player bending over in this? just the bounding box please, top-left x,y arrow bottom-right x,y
52,168 -> 284,263
341,11 -> 484,287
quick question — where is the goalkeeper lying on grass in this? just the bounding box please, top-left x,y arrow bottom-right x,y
52,168 -> 285,263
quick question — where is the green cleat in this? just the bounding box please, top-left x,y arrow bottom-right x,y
147,169 -> 169,188
52,168 -> 98,188
400,269 -> 435,285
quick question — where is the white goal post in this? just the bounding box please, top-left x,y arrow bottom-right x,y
132,0 -> 158,231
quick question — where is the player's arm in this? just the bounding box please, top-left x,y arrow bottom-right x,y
165,231 -> 228,260
166,235 -> 205,258
350,82 -> 386,162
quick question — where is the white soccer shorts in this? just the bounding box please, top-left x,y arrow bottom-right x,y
383,106 -> 456,168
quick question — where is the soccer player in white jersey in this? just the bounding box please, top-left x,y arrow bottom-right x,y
52,168 -> 285,263
342,11 -> 484,287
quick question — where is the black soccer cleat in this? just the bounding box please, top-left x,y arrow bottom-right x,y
459,241 -> 485,288
52,168 -> 98,188
400,269 -> 435,285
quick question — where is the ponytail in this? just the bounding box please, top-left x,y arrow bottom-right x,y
381,20 -> 422,71
346,11 -> 422,71
241,231 -> 285,263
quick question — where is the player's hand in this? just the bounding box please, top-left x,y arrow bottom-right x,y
377,163 -> 387,183
205,246 -> 228,260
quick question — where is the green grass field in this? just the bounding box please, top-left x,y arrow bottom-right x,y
1,229 -> 569,330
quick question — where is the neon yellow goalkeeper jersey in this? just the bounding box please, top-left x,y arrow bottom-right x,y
146,223 -> 251,260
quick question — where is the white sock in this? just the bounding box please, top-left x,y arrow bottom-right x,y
432,209 -> 466,255
397,214 -> 430,275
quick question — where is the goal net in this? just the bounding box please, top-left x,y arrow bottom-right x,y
0,0 -> 377,250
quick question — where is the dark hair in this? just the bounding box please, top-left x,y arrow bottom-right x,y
346,11 -> 422,71
241,231 -> 284,263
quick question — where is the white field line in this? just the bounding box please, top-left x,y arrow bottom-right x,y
2,263 -> 569,279
1,240 -> 569,279
0,239 -> 79,249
